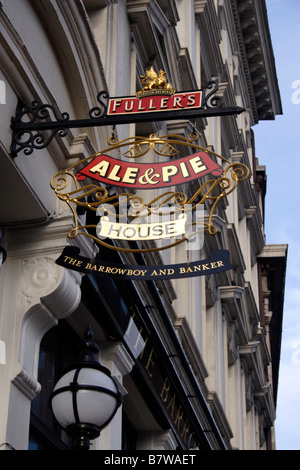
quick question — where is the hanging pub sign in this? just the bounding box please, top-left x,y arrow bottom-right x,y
96,213 -> 188,241
107,67 -> 198,117
56,246 -> 233,281
107,90 -> 201,115
50,132 -> 249,276
75,151 -> 223,189
11,72 -> 245,158
49,69 -> 249,279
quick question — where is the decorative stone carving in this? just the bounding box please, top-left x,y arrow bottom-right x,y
21,257 -> 62,300
12,367 -> 41,401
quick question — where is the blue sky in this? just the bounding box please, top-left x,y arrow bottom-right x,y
253,0 -> 300,450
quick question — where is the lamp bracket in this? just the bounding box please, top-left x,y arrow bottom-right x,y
10,80 -> 244,158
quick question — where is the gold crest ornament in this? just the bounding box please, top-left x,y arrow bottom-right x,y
136,67 -> 176,98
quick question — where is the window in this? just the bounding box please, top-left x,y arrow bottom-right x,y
29,321 -> 80,450
122,412 -> 137,450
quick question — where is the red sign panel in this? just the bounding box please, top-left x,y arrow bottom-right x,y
107,91 -> 202,116
76,151 -> 223,189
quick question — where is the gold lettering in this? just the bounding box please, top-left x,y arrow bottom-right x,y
117,268 -> 127,275
128,311 -> 147,360
166,393 -> 176,418
160,377 -> 171,402
126,311 -> 199,448
85,263 -> 100,271
134,326 -> 146,358
181,418 -> 190,442
139,335 -> 148,359
175,404 -> 184,431
145,347 -> 156,378
64,256 -> 82,267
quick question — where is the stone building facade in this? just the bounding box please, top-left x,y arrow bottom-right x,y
0,0 -> 287,450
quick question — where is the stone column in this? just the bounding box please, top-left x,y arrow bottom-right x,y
0,215 -> 89,450
94,343 -> 135,450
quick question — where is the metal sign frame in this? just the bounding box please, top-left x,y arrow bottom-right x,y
10,80 -> 244,158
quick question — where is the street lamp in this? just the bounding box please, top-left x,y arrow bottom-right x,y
49,325 -> 123,450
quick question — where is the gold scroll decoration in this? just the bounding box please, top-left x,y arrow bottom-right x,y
50,133 -> 250,253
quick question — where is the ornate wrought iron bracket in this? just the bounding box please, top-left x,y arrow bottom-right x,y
10,81 -> 244,158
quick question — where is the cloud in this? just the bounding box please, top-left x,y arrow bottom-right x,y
276,359 -> 300,449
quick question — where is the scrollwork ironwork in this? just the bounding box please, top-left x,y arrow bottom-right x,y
12,99 -> 70,125
10,99 -> 70,157
10,93 -> 109,157
89,91 -> 109,119
202,80 -> 223,109
11,81 -> 244,157
12,128 -> 68,156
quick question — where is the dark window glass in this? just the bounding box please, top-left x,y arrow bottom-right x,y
29,321 -> 80,450
122,412 -> 137,450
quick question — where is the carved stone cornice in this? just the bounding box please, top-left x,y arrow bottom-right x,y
245,205 -> 264,262
230,0 -> 282,122
220,285 -> 248,345
101,342 -> 135,377
207,391 -> 233,448
227,223 -> 246,273
174,316 -> 209,390
194,0 -> 223,79
254,382 -> 275,427
243,281 -> 260,337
